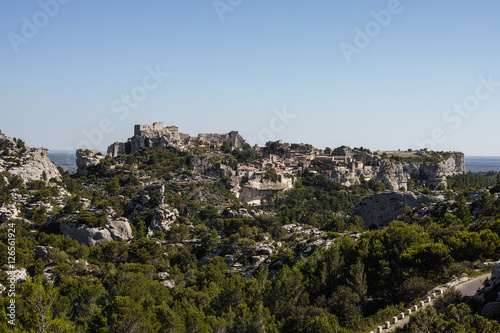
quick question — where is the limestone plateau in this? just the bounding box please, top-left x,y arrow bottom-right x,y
102,122 -> 465,206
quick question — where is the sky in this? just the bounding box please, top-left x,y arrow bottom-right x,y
1,1 -> 500,156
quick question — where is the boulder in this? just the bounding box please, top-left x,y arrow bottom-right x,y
492,264 -> 500,279
222,208 -> 253,219
147,204 -> 179,237
34,246 -> 53,261
162,280 -> 175,289
107,217 -> 133,242
481,302 -> 500,319
76,149 -> 104,176
60,216 -> 133,246
7,268 -> 29,283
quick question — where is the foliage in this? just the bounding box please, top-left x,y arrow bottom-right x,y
447,171 -> 496,190
3,141 -> 500,332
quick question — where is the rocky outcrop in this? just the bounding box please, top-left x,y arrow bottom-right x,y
147,204 -> 179,237
76,149 -> 104,176
60,216 -> 133,246
7,268 -> 29,283
222,208 -> 253,219
236,178 -> 294,206
1,132 -> 61,182
325,151 -> 465,190
474,264 -> 500,320
5,148 -> 61,182
0,204 -> 20,223
0,133 -> 17,151
34,246 -> 53,261
190,154 -> 235,178
107,123 -> 246,157
354,191 -> 445,228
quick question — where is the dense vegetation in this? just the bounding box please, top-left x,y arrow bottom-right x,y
1,147 -> 500,332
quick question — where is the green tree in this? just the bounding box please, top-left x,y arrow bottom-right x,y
266,265 -> 305,317
20,275 -> 60,333
456,194 -> 472,224
401,242 -> 452,279
328,286 -> 362,330
264,169 -> 279,182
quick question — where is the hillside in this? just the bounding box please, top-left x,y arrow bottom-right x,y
106,123 -> 465,206
1,128 -> 500,332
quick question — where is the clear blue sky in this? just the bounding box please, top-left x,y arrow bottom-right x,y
1,1 -> 500,156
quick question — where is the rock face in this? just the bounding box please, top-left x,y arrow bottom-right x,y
190,154 -> 235,178
76,149 -> 104,176
107,122 -> 246,157
354,192 -> 445,228
5,149 -> 61,182
60,216 -> 133,246
236,178 -> 294,206
0,132 -> 61,182
147,204 -> 179,237
326,153 -> 465,190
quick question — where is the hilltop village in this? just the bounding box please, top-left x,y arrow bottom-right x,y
104,122 -> 465,205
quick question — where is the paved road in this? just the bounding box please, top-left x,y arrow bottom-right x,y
456,273 -> 491,296
381,273 -> 491,333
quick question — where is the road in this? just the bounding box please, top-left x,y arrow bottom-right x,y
456,273 -> 491,296
381,272 -> 491,332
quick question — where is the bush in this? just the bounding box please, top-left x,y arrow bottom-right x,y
77,211 -> 107,228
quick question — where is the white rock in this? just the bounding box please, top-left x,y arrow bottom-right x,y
147,204 -> 179,237
60,216 -> 133,246
7,268 -> 29,283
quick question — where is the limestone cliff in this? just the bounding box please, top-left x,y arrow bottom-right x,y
234,178 -> 294,206
324,151 -> 465,190
0,132 -> 61,182
76,149 -> 104,176
107,123 -> 246,157
354,191 -> 445,228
